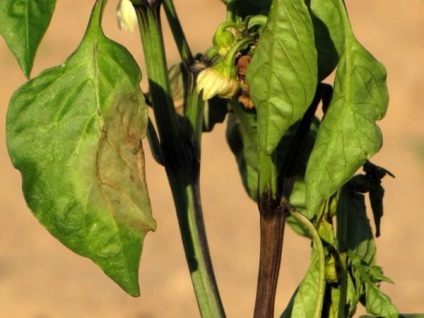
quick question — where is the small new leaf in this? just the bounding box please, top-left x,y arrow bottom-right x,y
0,0 -> 56,78
6,0 -> 155,296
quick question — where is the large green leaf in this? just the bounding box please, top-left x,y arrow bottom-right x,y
246,0 -> 317,154
305,0 -> 389,216
0,0 -> 56,78
6,0 -> 155,296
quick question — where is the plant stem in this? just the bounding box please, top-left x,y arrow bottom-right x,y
163,0 -> 193,64
134,3 -> 225,317
254,84 -> 329,317
254,150 -> 284,318
255,192 -> 286,318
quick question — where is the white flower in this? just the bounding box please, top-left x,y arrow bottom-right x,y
196,63 -> 239,100
116,0 -> 137,32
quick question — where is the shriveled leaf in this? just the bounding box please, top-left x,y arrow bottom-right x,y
305,3 -> 389,215
369,184 -> 384,237
6,0 -> 155,296
0,0 -> 56,77
246,0 -> 317,154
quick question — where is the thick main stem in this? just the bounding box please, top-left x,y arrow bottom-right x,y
134,3 -> 224,317
255,194 -> 286,318
253,84 -> 327,317
254,149 -> 284,318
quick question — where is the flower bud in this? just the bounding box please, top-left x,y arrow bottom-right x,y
213,29 -> 236,57
117,0 -> 137,32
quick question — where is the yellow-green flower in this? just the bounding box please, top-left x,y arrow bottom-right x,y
196,62 -> 239,100
116,0 -> 137,32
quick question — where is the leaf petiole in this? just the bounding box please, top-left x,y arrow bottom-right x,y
288,206 -> 326,318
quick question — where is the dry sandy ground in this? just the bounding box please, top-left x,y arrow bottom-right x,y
1,1 -> 423,317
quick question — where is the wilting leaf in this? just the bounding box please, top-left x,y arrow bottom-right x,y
6,0 -> 155,296
0,0 -> 56,77
337,186 -> 375,265
247,0 -> 317,154
305,3 -> 389,215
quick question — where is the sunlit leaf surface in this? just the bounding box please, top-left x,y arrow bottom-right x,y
6,0 -> 155,296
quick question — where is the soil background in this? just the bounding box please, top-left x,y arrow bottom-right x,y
1,1 -> 423,317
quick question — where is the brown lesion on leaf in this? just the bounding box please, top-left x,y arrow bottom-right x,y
93,91 -> 155,232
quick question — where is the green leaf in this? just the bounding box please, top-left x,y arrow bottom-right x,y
0,0 -> 56,78
305,0 -> 389,215
226,105 -> 259,201
226,101 -> 318,204
247,0 -> 317,154
280,248 -> 323,318
363,279 -> 398,318
6,0 -> 155,296
307,0 -> 345,80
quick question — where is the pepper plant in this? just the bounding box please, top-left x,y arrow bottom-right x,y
1,0 -> 421,317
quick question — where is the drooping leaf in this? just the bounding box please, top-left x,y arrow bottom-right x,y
246,0 -> 317,154
0,0 -> 56,78
369,184 -> 384,237
364,160 -> 394,237
305,0 -> 389,215
6,0 -> 155,296
337,186 -> 375,265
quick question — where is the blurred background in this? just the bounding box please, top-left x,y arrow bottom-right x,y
1,0 -> 423,317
